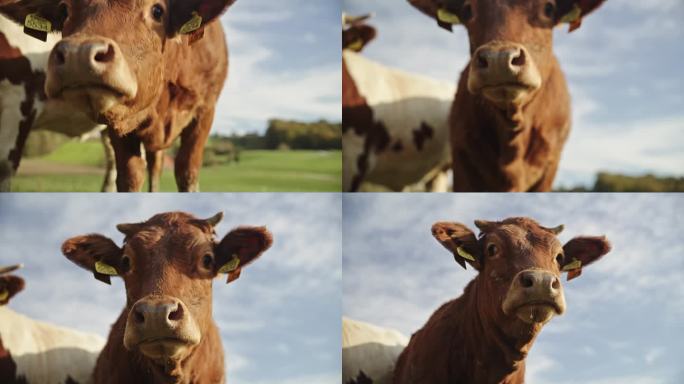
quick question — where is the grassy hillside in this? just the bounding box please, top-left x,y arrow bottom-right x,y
13,141 -> 341,192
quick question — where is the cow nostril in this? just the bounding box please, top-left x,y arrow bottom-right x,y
476,53 -> 489,69
551,277 -> 560,290
168,304 -> 183,322
511,49 -> 525,67
520,273 -> 534,288
94,44 -> 115,63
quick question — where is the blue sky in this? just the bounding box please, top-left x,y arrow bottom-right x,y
0,193 -> 341,384
214,0 -> 341,135
343,0 -> 684,188
343,193 -> 684,384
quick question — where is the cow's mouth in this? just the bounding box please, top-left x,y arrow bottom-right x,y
137,337 -> 198,359
479,83 -> 538,106
512,300 -> 563,324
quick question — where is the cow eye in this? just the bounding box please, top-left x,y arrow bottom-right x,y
544,2 -> 556,18
202,253 -> 214,270
555,253 -> 563,266
120,256 -> 131,273
57,2 -> 69,24
487,243 -> 498,257
151,3 -> 165,22
461,3 -> 473,23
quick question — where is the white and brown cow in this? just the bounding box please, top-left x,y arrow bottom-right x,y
343,317 -> 408,384
342,14 -> 455,192
0,10 -> 115,192
0,264 -> 106,384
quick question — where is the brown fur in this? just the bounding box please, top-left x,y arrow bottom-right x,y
4,0 -> 235,192
393,217 -> 611,384
407,0 -> 607,191
61,211 -> 272,384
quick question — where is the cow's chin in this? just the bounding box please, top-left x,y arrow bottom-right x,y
137,338 -> 198,360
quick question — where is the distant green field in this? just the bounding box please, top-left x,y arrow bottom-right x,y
13,141 -> 341,192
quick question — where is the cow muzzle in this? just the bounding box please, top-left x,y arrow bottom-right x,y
467,42 -> 541,108
46,35 -> 137,120
502,269 -> 566,324
123,295 -> 201,359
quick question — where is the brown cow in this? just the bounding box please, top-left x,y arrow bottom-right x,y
407,0 -> 607,191
3,0 -> 237,192
393,217 -> 611,384
61,211 -> 272,383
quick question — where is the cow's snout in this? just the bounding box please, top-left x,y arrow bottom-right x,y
46,36 -> 137,114
502,269 -> 566,324
517,270 -> 561,295
131,297 -> 185,329
467,42 -> 541,105
123,295 -> 200,358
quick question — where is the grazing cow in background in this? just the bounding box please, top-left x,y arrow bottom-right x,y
342,13 -> 454,192
343,317 -> 408,384
3,0 -> 237,192
393,217 -> 611,383
0,10 -> 114,192
0,264 -> 106,384
61,211 -> 272,383
407,0 -> 607,191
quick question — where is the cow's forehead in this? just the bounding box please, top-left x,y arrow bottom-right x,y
124,224 -> 213,254
486,221 -> 561,252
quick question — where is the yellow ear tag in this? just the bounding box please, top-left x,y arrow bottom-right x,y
561,258 -> 582,272
560,4 -> 581,24
456,246 -> 475,262
347,39 -> 364,52
0,289 -> 8,302
25,13 -> 52,32
218,257 -> 240,274
179,12 -> 202,34
437,8 -> 461,25
95,261 -> 118,276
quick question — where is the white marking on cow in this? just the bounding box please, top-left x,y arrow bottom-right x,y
0,14 -> 113,191
0,307 -> 105,384
343,50 -> 455,191
342,317 -> 408,384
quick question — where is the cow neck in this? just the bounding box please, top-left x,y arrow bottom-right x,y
101,308 -> 223,384
457,277 -> 542,383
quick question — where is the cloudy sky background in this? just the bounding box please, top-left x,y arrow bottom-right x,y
343,193 -> 684,384
343,0 -> 684,188
215,0 -> 341,135
0,194 -> 341,384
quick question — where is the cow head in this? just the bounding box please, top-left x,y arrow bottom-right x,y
343,13 -> 377,52
3,0 -> 236,131
0,264 -> 25,306
61,212 -> 272,368
407,0 -> 606,110
432,217 -> 610,327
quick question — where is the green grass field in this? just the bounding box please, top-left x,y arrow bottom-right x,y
13,141 -> 341,192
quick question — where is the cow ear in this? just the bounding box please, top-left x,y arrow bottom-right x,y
431,222 -> 482,271
0,276 -> 25,305
62,234 -> 123,285
0,1 -> 65,41
407,0 -> 465,32
214,226 -> 272,284
169,0 -> 237,38
557,0 -> 607,32
561,236 -> 612,281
